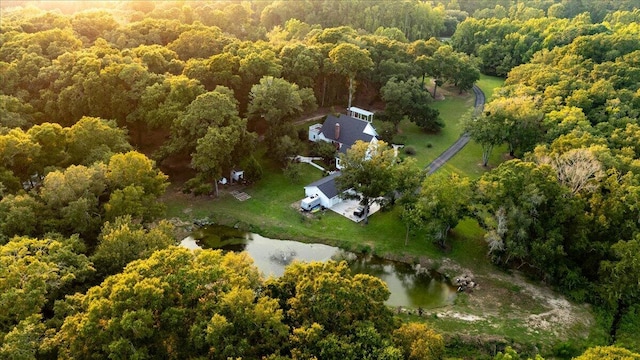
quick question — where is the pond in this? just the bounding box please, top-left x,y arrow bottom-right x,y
181,225 -> 457,309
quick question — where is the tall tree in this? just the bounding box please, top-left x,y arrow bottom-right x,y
393,158 -> 425,245
417,172 -> 472,248
38,164 -> 106,239
474,160 -> 587,285
135,75 -> 205,132
329,43 -> 374,112
247,76 -> 317,159
0,128 -> 41,186
423,45 -> 454,98
26,123 -> 69,176
247,76 -> 313,126
336,140 -> 397,224
451,52 -> 481,93
264,260 -> 395,337
0,194 -> 45,239
381,77 -> 442,132
0,235 -> 93,344
65,117 -> 132,166
167,26 -> 231,60
91,215 -> 175,278
104,151 -> 168,219
163,86 -> 242,158
482,96 -> 545,157
464,111 -> 506,166
105,151 -> 168,199
191,122 -> 246,196
279,44 -> 322,89
600,236 -> 640,343
238,48 -> 283,91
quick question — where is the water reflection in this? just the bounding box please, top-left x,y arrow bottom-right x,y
184,225 -> 456,308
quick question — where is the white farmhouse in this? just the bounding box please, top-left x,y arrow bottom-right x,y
308,110 -> 378,169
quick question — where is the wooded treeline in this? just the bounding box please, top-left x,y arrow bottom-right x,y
1,0 -> 640,359
0,2 -> 470,358
1,1 -> 481,194
455,9 -> 640,352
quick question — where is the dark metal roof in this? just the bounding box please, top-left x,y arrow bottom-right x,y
320,114 -> 375,153
305,172 -> 341,199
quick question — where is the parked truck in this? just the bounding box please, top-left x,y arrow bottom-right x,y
300,195 -> 321,211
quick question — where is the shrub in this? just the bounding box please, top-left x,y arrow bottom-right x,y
404,146 -> 416,155
311,141 -> 337,164
297,128 -> 308,142
376,121 -> 397,143
184,177 -> 213,196
283,161 -> 304,183
242,156 -> 263,183
357,243 -> 372,254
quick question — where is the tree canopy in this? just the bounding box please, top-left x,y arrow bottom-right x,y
336,140 -> 398,224
2,1 -> 640,358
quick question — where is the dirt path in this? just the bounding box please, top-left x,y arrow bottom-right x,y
421,259 -> 594,345
292,105 -> 348,126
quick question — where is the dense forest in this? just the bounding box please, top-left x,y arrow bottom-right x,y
1,0 -> 640,359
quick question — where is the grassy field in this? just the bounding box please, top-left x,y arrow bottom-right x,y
388,89 -> 473,169
162,74 -> 600,357
165,161 -> 449,259
442,75 -> 508,178
389,75 -> 506,179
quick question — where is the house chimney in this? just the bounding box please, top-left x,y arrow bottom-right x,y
335,123 -> 340,139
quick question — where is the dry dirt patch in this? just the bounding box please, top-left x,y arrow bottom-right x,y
426,260 -> 593,340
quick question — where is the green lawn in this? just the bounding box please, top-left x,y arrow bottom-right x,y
166,161 -> 449,259
388,93 -> 473,169
389,74 -> 506,179
165,75 -> 508,256
476,74 -> 505,101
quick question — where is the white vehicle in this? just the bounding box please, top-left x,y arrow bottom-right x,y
300,195 -> 321,211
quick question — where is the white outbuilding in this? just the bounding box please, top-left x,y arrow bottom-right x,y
303,172 -> 342,209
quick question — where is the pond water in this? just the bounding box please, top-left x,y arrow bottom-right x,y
182,225 -> 457,309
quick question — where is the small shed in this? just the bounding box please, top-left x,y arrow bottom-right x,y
303,172 -> 342,209
231,169 -> 244,183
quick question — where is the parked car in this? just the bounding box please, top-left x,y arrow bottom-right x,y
354,206 -> 365,217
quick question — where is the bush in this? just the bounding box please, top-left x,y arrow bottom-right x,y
311,141 -> 337,164
283,161 -> 304,183
404,146 -> 416,155
376,121 -> 397,143
357,243 -> 372,254
242,155 -> 263,183
184,177 -> 213,196
297,128 -> 308,142
616,304 -> 640,352
552,341 -> 582,359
